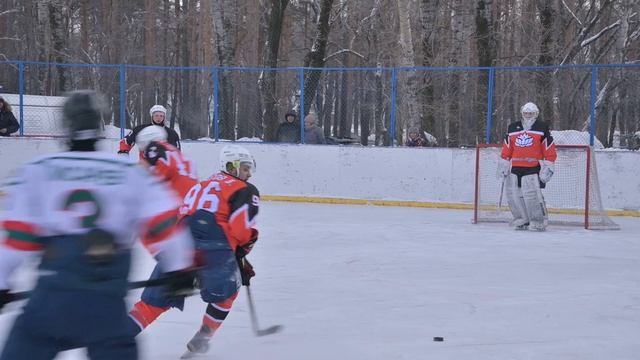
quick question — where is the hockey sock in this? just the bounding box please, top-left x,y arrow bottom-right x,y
201,294 -> 237,334
128,300 -> 169,333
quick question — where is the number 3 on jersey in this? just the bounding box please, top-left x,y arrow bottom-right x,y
182,182 -> 221,214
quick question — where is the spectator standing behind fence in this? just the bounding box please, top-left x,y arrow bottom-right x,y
0,96 -> 19,137
304,113 -> 325,144
406,127 -> 427,147
276,111 -> 300,143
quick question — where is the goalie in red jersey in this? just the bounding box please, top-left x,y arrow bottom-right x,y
497,102 -> 557,231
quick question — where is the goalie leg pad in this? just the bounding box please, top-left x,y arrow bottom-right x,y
505,174 -> 529,227
521,174 -> 548,230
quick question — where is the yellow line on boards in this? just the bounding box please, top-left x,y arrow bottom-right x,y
261,195 -> 640,218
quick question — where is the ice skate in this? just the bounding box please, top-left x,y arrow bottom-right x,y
180,326 -> 212,359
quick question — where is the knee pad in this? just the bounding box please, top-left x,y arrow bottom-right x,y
521,174 -> 547,225
506,174 -> 528,226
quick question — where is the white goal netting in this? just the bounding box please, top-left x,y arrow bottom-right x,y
473,145 -> 619,230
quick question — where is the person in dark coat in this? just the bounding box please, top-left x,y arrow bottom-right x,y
276,111 -> 300,143
406,127 -> 427,147
0,97 -> 20,136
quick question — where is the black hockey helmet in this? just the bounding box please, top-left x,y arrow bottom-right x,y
62,90 -> 104,140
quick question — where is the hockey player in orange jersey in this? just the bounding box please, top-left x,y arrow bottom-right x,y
125,125 -> 199,337
134,125 -> 197,198
497,102 -> 557,231
124,144 -> 260,359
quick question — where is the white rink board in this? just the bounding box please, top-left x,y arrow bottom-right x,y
1,202 -> 639,360
0,138 -> 638,211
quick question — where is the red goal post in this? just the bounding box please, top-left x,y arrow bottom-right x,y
473,144 -> 619,230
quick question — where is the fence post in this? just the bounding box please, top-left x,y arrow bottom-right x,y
485,68 -> 495,144
212,66 -> 219,141
390,68 -> 398,146
119,64 -> 126,139
18,61 -> 24,136
299,68 -> 305,143
589,66 -> 598,147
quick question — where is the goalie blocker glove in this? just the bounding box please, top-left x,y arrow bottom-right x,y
497,158 -> 511,178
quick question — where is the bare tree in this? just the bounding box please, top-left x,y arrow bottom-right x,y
258,0 -> 289,141
302,0 -> 336,117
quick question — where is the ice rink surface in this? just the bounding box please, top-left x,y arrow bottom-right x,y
1,201 -> 639,360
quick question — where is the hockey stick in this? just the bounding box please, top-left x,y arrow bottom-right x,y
246,286 -> 283,336
4,271 -> 198,305
497,176 -> 506,213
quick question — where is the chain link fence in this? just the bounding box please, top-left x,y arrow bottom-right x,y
1,61 -> 639,148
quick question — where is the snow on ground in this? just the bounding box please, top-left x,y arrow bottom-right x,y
1,202 -> 639,360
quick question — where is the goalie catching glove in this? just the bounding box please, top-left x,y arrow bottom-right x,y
539,160 -> 554,183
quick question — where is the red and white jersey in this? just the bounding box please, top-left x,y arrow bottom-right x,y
143,141 -> 198,199
501,120 -> 557,168
181,172 -> 260,251
0,151 -> 194,289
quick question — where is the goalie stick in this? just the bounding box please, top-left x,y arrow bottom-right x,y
246,286 -> 283,336
497,176 -> 505,213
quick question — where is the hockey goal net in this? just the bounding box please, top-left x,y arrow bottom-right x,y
473,144 -> 619,230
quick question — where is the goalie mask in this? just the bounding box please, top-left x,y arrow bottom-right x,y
219,145 -> 256,180
520,102 -> 539,130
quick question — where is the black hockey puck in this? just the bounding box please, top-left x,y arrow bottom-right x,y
433,336 -> 444,342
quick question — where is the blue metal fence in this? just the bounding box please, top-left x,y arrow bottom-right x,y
0,61 -> 639,148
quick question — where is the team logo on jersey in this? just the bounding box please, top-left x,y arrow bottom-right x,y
515,133 -> 534,147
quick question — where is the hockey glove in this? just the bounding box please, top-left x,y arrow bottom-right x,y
0,289 -> 10,311
497,158 -> 511,179
235,229 -> 258,258
164,269 -> 197,300
236,256 -> 255,286
539,160 -> 555,183
117,150 -> 129,156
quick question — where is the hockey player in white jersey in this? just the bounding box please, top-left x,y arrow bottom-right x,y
0,90 -> 195,360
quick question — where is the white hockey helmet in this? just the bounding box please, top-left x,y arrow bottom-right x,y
520,102 -> 539,118
219,144 -> 256,175
136,125 -> 167,150
149,104 -> 167,117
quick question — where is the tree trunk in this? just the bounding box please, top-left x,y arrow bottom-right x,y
395,0 -> 421,143
475,0 -> 495,143
213,0 -> 238,140
302,0 -> 335,117
418,0 -> 439,141
258,0 -> 289,141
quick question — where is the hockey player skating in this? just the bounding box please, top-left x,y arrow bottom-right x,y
497,102 -> 557,231
0,91 -> 196,360
125,125 -> 199,334
125,144 -> 260,358
118,104 -> 181,155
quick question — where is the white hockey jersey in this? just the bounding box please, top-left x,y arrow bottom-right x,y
0,151 -> 194,289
